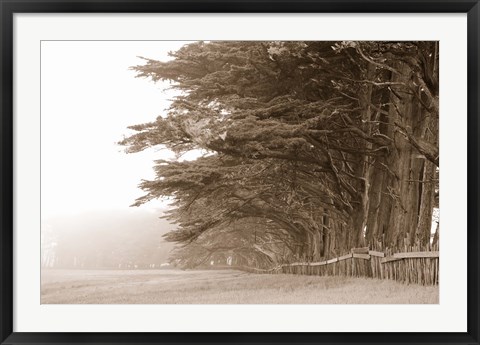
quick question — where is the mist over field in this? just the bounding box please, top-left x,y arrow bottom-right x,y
41,209 -> 175,269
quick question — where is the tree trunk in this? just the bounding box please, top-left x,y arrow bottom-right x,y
415,160 -> 436,247
322,212 -> 330,257
350,63 -> 375,248
383,61 -> 424,249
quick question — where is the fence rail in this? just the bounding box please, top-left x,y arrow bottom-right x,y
231,247 -> 439,286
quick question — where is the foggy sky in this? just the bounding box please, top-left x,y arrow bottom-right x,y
41,41 -> 188,219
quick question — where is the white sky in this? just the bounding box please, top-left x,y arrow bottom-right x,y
41,41 -> 191,218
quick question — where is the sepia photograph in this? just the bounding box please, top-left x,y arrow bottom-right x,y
40,40 -> 440,305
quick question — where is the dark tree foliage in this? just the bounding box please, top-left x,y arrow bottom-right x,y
120,41 -> 439,268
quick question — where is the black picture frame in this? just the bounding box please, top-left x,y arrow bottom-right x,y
1,1 -> 479,344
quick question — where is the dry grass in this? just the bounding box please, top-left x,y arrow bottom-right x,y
41,269 -> 438,304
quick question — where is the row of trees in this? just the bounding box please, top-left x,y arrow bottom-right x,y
120,41 -> 439,269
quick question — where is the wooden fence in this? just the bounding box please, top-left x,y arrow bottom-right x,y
233,246 -> 439,286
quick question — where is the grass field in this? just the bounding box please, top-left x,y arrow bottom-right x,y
41,269 -> 439,304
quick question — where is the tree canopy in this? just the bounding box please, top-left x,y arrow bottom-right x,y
120,41 -> 439,268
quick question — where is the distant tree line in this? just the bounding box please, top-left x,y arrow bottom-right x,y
120,41 -> 439,269
41,211 -> 174,269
